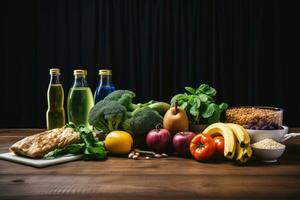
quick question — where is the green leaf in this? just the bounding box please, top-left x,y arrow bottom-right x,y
208,109 -> 221,124
198,94 -> 209,102
170,94 -> 186,105
178,99 -> 185,105
184,87 -> 195,94
43,143 -> 85,160
201,103 -> 218,118
190,105 -> 199,117
44,148 -> 66,160
205,87 -> 217,96
195,97 -> 201,108
219,102 -> 228,111
197,84 -> 209,93
64,122 -> 76,129
84,141 -> 107,160
64,143 -> 85,154
181,102 -> 188,110
188,96 -> 196,105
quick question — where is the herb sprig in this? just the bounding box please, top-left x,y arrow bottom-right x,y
170,84 -> 228,124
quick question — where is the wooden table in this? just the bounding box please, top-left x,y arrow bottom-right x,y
1,129 -> 300,200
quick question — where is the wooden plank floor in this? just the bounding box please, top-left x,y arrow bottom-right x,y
1,129 -> 300,200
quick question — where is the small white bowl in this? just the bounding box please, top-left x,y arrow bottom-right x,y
251,146 -> 286,163
247,126 -> 290,143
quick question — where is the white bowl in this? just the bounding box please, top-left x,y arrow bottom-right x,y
251,146 -> 286,163
247,126 -> 291,143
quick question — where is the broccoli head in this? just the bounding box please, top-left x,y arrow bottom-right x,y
104,90 -> 138,111
89,100 -> 127,133
122,107 -> 163,135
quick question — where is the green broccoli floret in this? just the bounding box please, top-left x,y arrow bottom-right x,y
122,107 -> 163,135
104,90 -> 156,111
104,90 -> 138,111
89,100 -> 127,133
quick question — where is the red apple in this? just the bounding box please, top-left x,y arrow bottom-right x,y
146,128 -> 171,153
173,131 -> 196,155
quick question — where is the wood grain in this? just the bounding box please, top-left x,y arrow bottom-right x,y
0,129 -> 300,200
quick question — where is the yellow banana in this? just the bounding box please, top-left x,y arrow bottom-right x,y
226,123 -> 251,147
236,145 -> 253,163
203,123 -> 236,159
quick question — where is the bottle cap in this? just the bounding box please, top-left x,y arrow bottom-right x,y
50,68 -> 60,75
74,69 -> 87,76
99,69 -> 112,75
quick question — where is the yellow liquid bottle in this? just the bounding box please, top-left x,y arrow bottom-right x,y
67,69 -> 94,127
46,68 -> 66,130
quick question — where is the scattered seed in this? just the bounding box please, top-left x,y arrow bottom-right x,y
135,152 -> 140,156
128,152 -> 135,159
145,156 -> 151,160
132,155 -> 139,160
161,153 -> 168,157
154,154 -> 162,158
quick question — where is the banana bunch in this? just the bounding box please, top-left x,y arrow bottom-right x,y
203,122 -> 252,163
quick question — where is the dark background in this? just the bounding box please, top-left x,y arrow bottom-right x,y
0,0 -> 294,128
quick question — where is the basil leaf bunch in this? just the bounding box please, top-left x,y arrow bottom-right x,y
170,84 -> 228,125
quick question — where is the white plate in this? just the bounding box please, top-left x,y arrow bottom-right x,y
0,152 -> 83,168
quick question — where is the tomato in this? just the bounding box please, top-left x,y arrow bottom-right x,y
105,131 -> 133,154
213,136 -> 225,158
189,133 -> 215,161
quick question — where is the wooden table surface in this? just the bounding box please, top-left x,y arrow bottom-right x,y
1,129 -> 300,200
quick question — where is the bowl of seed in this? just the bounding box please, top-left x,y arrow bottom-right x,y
251,138 -> 286,163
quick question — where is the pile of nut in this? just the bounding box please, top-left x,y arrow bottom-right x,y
128,149 -> 168,160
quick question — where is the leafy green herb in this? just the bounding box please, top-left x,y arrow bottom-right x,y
44,143 -> 85,160
44,124 -> 107,160
171,84 -> 228,124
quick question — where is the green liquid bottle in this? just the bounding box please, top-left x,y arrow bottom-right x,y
67,69 -> 94,127
46,68 -> 66,130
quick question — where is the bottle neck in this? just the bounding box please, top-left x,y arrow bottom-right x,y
50,74 -> 61,84
73,75 -> 88,87
99,75 -> 113,86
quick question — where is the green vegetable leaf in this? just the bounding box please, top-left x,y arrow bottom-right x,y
185,87 -> 195,94
171,84 -> 228,124
195,97 -> 201,108
43,143 -> 85,160
197,84 -> 209,93
219,102 -> 228,111
205,87 -> 217,97
170,94 -> 186,105
64,122 -> 76,129
190,105 -> 199,117
84,141 -> 107,160
208,109 -> 221,124
44,148 -> 66,160
181,102 -> 188,110
202,103 -> 218,118
198,94 -> 209,102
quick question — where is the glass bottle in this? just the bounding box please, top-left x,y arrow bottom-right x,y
94,69 -> 116,103
67,69 -> 94,127
46,68 -> 66,130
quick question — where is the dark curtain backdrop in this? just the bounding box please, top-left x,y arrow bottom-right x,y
1,0 -> 287,128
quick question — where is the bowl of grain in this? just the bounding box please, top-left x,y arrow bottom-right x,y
225,106 -> 283,127
251,138 -> 286,163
